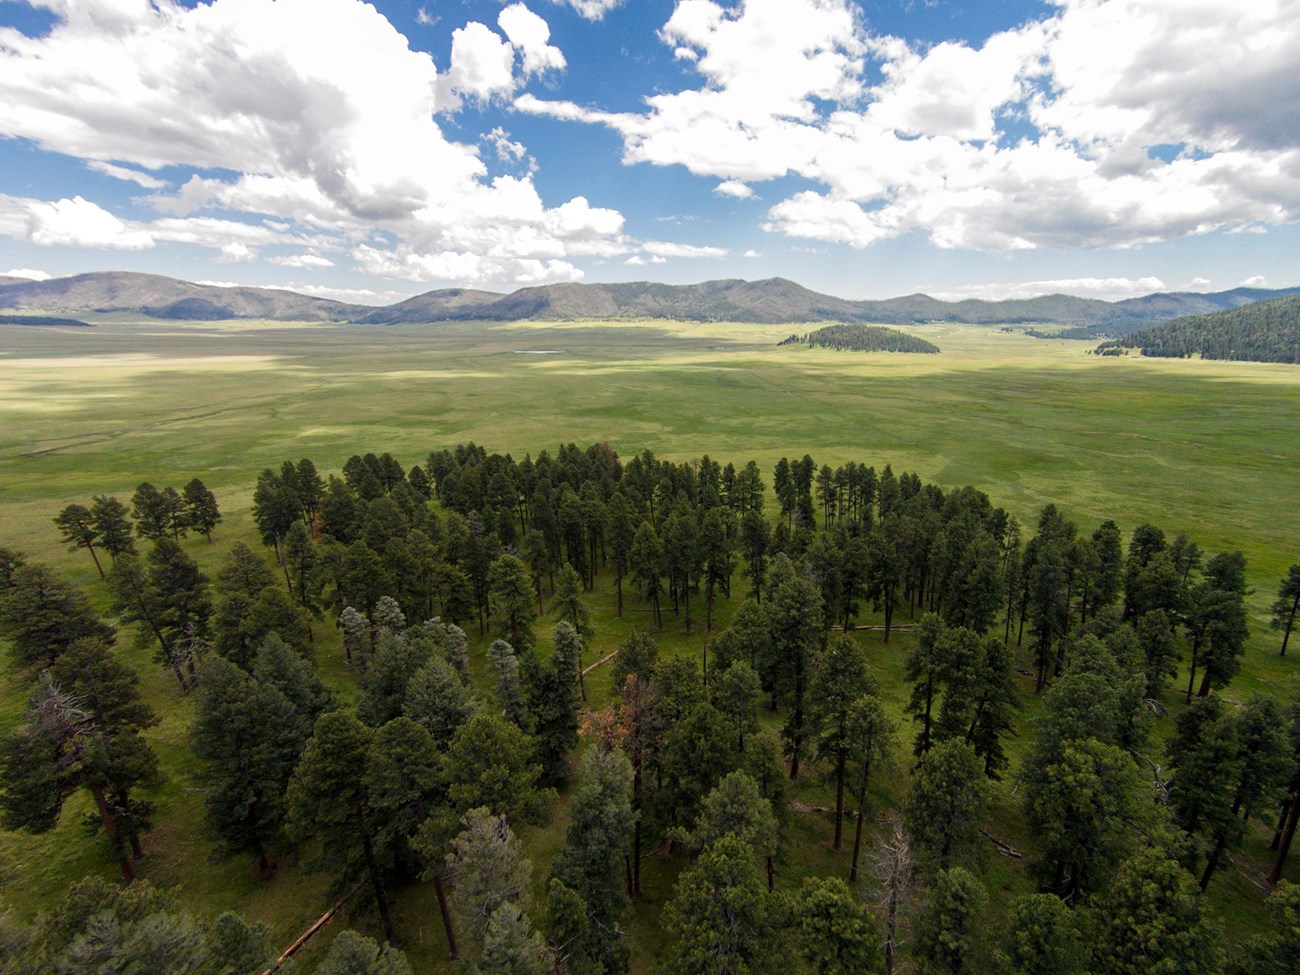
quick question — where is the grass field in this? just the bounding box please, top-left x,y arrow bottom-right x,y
1,316 -> 1298,970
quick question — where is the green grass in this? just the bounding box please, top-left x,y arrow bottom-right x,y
2,316 -> 1299,969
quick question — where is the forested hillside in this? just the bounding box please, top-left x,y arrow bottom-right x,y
2,445 -> 1299,974
1096,294 -> 1300,363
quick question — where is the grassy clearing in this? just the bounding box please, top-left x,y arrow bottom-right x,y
1,317 -> 1299,969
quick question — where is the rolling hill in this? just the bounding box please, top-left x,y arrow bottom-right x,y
2,271 -> 1298,329
0,272 -> 368,322
1095,293 -> 1300,363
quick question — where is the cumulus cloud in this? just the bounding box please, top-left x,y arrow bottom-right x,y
499,4 -> 566,76
1241,275 -> 1268,287
715,180 -> 755,199
0,0 -> 627,287
25,195 -> 154,250
521,0 -> 1300,253
3,268 -> 51,280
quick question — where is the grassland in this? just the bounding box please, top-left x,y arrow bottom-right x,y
1,316 -> 1298,971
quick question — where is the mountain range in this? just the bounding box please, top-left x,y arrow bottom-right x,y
2,271 -> 1297,336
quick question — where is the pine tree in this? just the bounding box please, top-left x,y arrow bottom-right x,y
490,554 -> 539,654
997,893 -> 1083,975
444,712 -> 554,826
912,867 -> 988,975
445,806 -> 533,958
534,623 -> 583,780
808,633 -> 870,849
254,633 -> 333,726
690,771 -> 779,890
90,494 -> 135,564
663,834 -> 776,975
190,656 -> 308,875
845,694 -> 898,883
285,711 -> 396,943
1270,565 -> 1300,657
53,503 -> 104,577
402,656 -> 480,748
790,876 -> 882,975
552,748 -> 635,972
182,478 -> 221,542
488,639 -> 531,732
1,562 -> 115,672
902,740 -> 988,875
1089,847 -> 1225,975
316,930 -> 413,975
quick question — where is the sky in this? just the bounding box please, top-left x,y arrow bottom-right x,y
0,0 -> 1297,304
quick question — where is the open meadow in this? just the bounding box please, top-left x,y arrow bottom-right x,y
2,316 -> 1299,971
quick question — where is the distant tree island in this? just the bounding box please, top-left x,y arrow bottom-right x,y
779,323 -> 940,354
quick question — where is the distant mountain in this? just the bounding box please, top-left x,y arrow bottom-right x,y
0,275 -> 34,286
1096,294 -> 1300,364
0,271 -> 369,322
2,271 -> 1297,330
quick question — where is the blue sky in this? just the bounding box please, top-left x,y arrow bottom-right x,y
0,0 -> 1296,304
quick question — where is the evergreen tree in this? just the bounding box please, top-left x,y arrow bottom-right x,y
534,623 -> 583,780
480,902 -> 553,975
846,694 -> 898,883
555,562 -> 594,642
997,893 -> 1083,975
808,633 -> 870,849
712,660 -> 761,750
1089,847 -> 1225,975
902,740 -> 988,875
491,554 -> 539,654
630,522 -> 666,628
1270,565 -> 1300,657
182,478 -> 221,541
663,834 -> 776,975
552,748 -> 635,972
53,503 -> 105,577
90,494 -> 135,564
285,711 -> 396,943
316,930 -> 413,975
1,561 -> 115,672
912,867 -> 988,975
762,553 -> 823,779
446,806 -> 533,959
190,656 -> 307,875
904,613 -> 946,756
146,538 -> 212,684
402,655 -> 480,748
1230,881 -> 1300,975
444,712 -> 554,826
283,521 -> 326,637
339,605 -> 369,665
254,632 -> 333,727
358,631 -> 431,727
689,771 -> 779,890
489,638 -> 531,732
790,876 -> 882,975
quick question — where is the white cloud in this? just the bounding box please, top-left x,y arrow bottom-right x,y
550,0 -> 623,20
86,160 -> 167,189
486,127 -> 529,163
931,276 -> 1167,302
2,268 -> 51,280
0,0 -> 627,288
269,252 -> 335,269
1184,277 -> 1212,290
499,4 -> 566,76
626,254 -> 666,266
642,240 -> 729,259
715,180 -> 754,199
284,281 -> 416,304
439,21 -> 517,107
25,195 -> 154,250
1241,275 -> 1268,288
522,0 -> 1300,253
743,250 -> 760,258
416,6 -> 437,27
219,242 -> 256,262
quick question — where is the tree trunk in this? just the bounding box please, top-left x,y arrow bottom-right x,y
633,818 -> 643,895
362,835 -> 398,945
433,874 -> 459,960
849,762 -> 870,884
1281,593 -> 1298,656
1270,790 -> 1300,885
1271,797 -> 1292,850
1199,833 -> 1226,890
86,543 -> 105,579
832,748 -> 846,851
624,854 -> 634,898
1186,639 -> 1200,703
90,785 -> 134,882
616,571 -> 624,618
